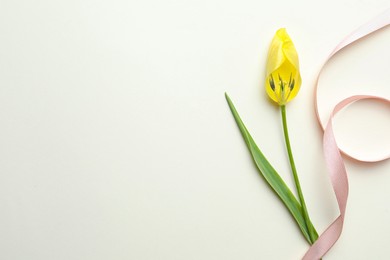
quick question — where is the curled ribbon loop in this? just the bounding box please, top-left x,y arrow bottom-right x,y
303,9 -> 390,260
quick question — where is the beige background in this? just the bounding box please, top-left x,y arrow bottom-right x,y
0,0 -> 389,259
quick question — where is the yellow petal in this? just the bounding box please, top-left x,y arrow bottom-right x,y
265,28 -> 301,105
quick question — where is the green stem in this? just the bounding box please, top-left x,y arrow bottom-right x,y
280,105 -> 316,244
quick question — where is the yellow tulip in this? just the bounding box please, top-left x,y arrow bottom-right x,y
265,28 -> 301,105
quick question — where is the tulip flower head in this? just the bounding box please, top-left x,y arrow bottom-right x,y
265,28 -> 302,105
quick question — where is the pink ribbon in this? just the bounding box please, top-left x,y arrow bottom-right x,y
303,9 -> 390,260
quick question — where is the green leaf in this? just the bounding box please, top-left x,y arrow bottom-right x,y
225,93 -> 318,244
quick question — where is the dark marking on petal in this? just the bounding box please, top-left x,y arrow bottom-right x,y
278,74 -> 284,91
290,79 -> 295,90
269,75 -> 275,91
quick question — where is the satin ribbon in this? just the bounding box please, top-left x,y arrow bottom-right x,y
303,9 -> 390,259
